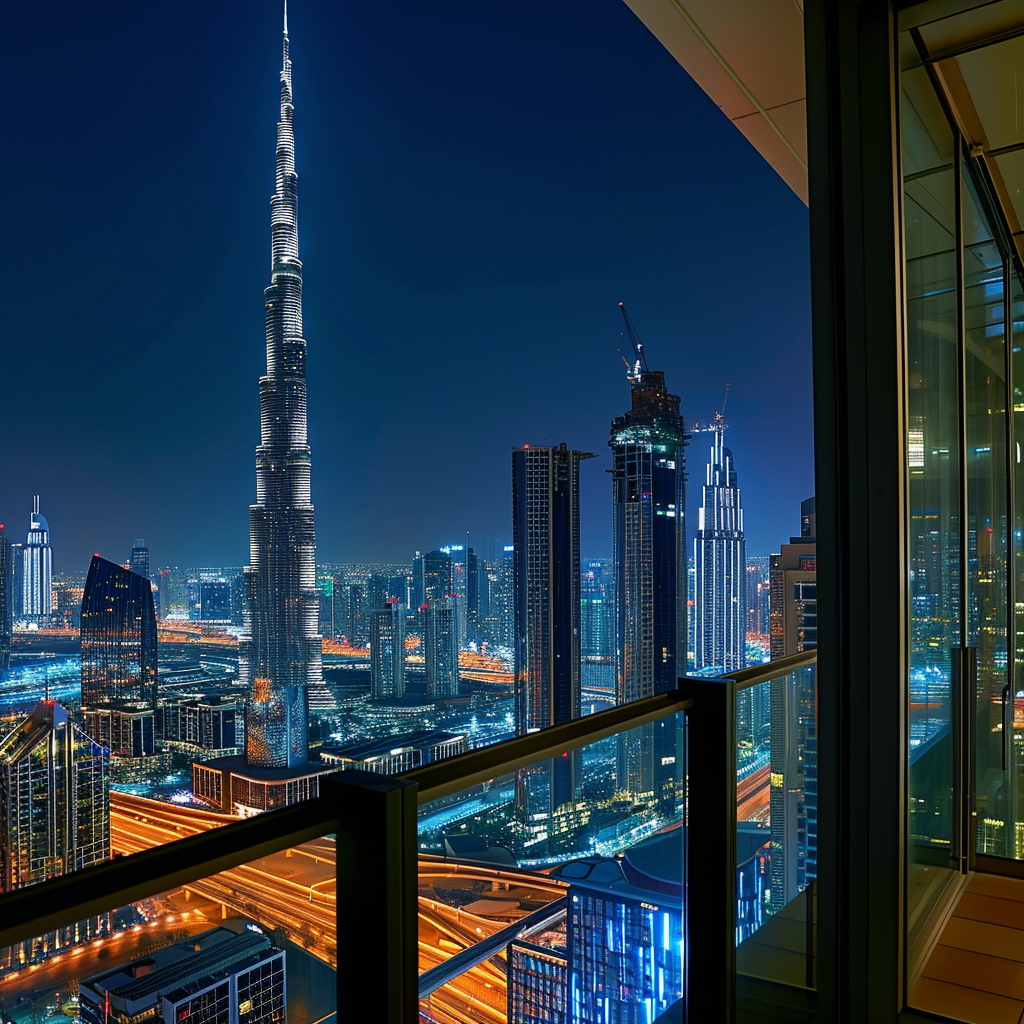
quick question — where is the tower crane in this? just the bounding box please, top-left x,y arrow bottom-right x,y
618,302 -> 649,375
715,380 -> 732,427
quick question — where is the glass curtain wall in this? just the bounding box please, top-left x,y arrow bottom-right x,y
900,13 -> 1024,946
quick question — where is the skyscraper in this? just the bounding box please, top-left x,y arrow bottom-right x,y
609,354 -> 688,704
423,597 -> 459,699
239,7 -> 326,770
370,599 -> 405,700
513,444 -> 592,735
22,495 -> 52,621
693,426 -> 747,675
0,700 -> 110,953
129,538 -> 150,580
0,526 -> 11,674
80,556 -> 158,708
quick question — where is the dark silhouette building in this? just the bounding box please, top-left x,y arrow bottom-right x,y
80,555 -> 158,709
0,526 -> 11,674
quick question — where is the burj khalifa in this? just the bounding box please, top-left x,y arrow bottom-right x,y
239,3 -> 326,770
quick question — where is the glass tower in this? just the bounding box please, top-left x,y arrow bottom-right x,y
423,597 -> 459,699
240,8 -> 326,769
370,600 -> 405,700
693,426 -> 747,675
80,555 -> 158,708
22,495 -> 52,621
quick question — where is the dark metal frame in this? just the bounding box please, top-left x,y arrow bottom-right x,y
0,651 -> 821,1024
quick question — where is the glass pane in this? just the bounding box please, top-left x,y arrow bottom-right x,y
0,836 -> 338,1024
416,713 -> 685,1023
901,62 -> 961,944
737,665 -> 816,1001
962,164 -> 1011,858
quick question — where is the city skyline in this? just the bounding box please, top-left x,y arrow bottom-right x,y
2,1 -> 813,572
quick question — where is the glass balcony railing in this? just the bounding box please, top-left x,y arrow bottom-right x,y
0,650 -> 817,1024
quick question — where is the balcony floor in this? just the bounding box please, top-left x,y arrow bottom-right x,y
911,873 -> 1024,1024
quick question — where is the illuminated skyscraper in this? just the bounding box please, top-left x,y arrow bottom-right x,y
693,426 -> 747,675
423,597 -> 459,699
239,8 -> 326,769
22,495 -> 52,620
0,700 -> 109,907
80,556 -> 158,709
0,527 -> 11,673
370,600 -> 405,700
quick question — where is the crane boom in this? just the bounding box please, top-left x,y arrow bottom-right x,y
618,302 -> 648,373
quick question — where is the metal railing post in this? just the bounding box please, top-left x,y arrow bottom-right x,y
679,675 -> 737,1024
324,771 -> 419,1023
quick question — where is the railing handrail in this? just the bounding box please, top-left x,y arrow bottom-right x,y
722,649 -> 817,691
400,688 -> 694,804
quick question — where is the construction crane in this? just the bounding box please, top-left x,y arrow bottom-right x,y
715,380 -> 732,427
618,302 -> 648,375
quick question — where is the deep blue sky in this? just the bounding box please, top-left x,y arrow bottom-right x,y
3,1 -> 812,571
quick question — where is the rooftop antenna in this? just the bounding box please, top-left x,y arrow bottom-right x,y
283,0 -> 288,35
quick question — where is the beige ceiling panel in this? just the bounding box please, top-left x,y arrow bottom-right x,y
955,36 -> 1024,152
622,0 -> 808,204
734,103 -> 810,204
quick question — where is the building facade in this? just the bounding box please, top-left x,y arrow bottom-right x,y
129,538 -> 149,580
80,555 -> 158,708
239,10 -> 326,770
422,597 -> 459,699
22,495 -> 52,621
370,599 -> 406,700
0,526 -> 11,673
693,427 -> 747,676
0,700 -> 110,956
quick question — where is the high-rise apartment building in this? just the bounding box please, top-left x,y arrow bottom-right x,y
423,597 -> 459,699
0,700 -> 109,902
0,526 -> 11,674
22,495 -> 52,620
370,599 -> 406,700
745,555 -> 770,639
513,444 -> 590,815
513,444 -> 591,735
693,427 -> 747,675
80,556 -> 158,708
239,9 -> 325,770
9,542 -> 24,623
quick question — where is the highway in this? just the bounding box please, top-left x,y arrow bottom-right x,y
736,763 -> 770,822
111,795 -> 568,1023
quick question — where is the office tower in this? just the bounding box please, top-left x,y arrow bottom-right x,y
129,538 -> 149,579
513,444 -> 591,734
609,353 -> 687,702
423,597 -> 459,698
508,940 -> 568,1024
693,426 -> 747,674
411,552 -> 425,609
0,700 -> 110,895
769,497 -> 817,909
370,599 -> 405,700
0,526 -> 10,673
79,924 -> 286,1024
80,555 -> 158,708
421,550 -> 454,605
22,495 -> 52,620
466,546 -> 481,641
513,444 -> 591,817
238,8 -> 326,770
580,561 -> 613,663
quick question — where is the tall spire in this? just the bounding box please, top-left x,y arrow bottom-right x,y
240,7 -> 327,771
283,0 -> 288,38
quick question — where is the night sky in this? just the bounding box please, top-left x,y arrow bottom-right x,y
3,1 -> 812,572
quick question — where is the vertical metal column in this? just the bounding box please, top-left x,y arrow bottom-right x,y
806,0 -> 908,1020
681,676 -> 737,1024
327,771 -> 419,1022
